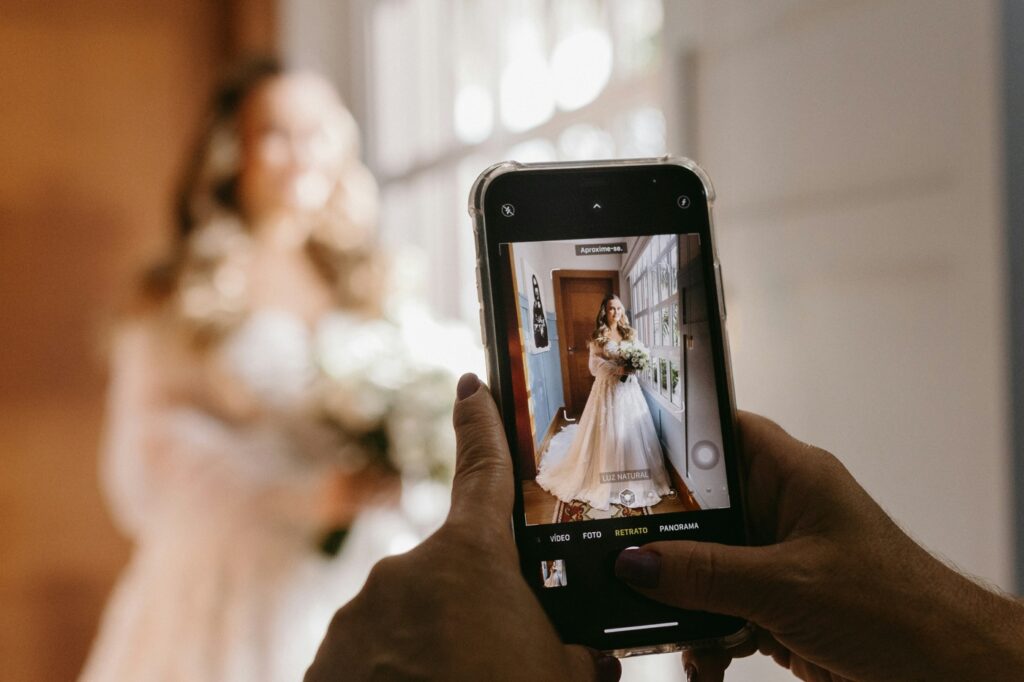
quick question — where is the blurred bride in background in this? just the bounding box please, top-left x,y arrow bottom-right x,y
81,57 -> 471,681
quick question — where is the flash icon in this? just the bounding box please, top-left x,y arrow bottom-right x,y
501,203 -> 515,217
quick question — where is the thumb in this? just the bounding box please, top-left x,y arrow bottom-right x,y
614,540 -> 787,622
448,374 -> 514,532
562,646 -> 622,682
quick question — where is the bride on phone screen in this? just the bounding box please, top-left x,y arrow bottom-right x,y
536,294 -> 670,510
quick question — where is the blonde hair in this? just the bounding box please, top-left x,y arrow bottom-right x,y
591,294 -> 635,347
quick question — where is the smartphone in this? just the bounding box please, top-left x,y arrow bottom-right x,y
468,157 -> 750,657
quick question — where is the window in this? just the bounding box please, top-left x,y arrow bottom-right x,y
628,235 -> 682,407
359,0 -> 668,322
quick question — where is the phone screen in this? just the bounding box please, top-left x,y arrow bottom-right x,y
477,163 -> 746,653
505,233 -> 730,524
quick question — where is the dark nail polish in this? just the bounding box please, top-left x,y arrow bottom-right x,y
456,373 -> 480,401
614,549 -> 661,588
595,654 -> 622,682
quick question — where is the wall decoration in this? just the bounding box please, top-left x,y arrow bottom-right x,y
522,259 -> 550,354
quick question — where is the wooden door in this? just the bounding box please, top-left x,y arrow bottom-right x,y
553,270 -> 619,419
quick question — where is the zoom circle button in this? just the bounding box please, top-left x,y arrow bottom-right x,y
500,203 -> 516,217
676,195 -> 691,209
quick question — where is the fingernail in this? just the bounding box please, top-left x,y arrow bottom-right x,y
685,663 -> 698,682
614,549 -> 661,588
456,373 -> 480,401
588,650 -> 622,682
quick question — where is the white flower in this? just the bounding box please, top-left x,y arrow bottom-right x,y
317,313 -> 408,389
309,306 -> 481,482
319,377 -> 392,433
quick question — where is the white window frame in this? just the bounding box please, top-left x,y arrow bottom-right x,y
306,0 -> 673,324
627,234 -> 683,416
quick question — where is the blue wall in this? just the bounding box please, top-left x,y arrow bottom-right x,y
519,293 -> 565,447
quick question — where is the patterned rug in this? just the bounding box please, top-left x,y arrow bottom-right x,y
552,499 -> 654,523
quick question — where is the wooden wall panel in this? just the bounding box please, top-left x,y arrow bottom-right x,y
0,1 -> 276,678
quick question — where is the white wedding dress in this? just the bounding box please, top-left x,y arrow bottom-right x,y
536,341 -> 671,510
80,310 -> 448,682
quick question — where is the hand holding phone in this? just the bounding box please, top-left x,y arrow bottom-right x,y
306,375 -> 622,682
627,411 -> 1024,682
469,158 -> 750,656
308,385 -> 1024,680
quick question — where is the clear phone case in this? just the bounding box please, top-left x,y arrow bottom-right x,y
467,156 -> 748,656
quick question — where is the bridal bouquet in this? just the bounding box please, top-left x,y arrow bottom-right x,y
311,304 -> 482,482
617,342 -> 651,383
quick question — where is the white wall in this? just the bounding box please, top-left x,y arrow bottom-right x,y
512,238 -> 626,309
644,1 -> 1007,680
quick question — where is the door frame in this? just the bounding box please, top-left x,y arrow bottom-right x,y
551,269 -> 620,417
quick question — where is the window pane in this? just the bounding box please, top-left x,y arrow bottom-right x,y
659,357 -> 668,394
500,2 -> 555,132
670,359 -> 680,405
642,268 -> 648,309
651,258 -> 659,301
616,106 -> 667,157
455,84 -> 494,144
672,302 -> 679,347
652,258 -> 661,301
661,258 -> 670,301
365,0 -> 668,329
551,27 -> 613,111
613,0 -> 663,77
670,242 -> 678,294
558,122 -> 616,160
453,0 -> 494,144
505,138 -> 557,162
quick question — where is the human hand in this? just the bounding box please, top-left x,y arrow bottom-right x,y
614,412 -> 1024,681
305,374 -> 621,681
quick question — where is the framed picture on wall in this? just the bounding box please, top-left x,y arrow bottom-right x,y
522,258 -> 550,354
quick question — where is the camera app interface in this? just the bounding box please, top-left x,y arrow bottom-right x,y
503,234 -> 731,527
